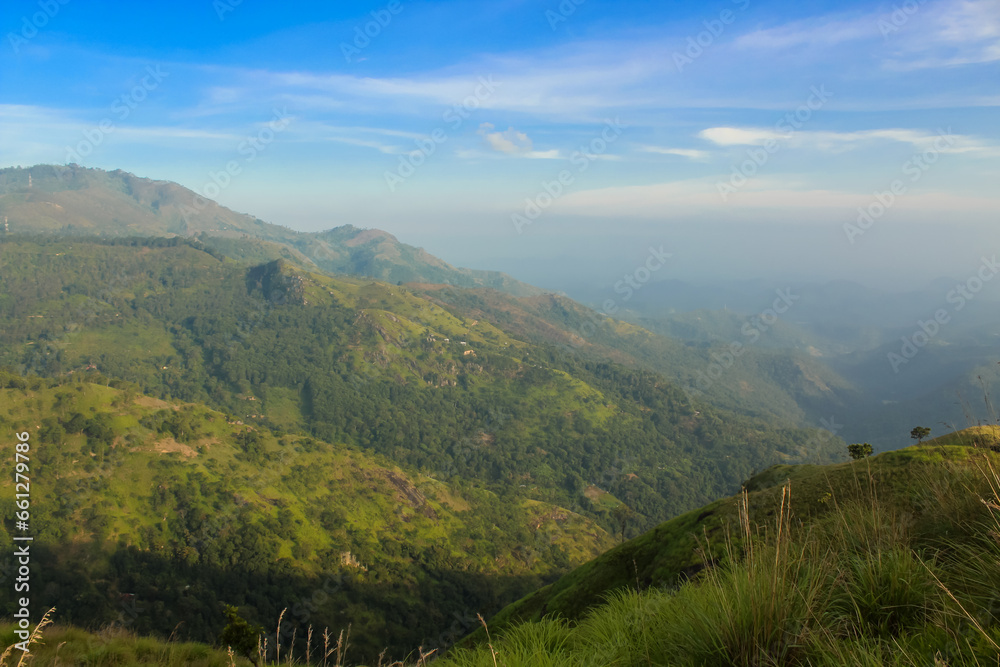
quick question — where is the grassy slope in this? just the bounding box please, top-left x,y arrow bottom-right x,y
0,623 -> 244,667
472,426 -> 1000,642
7,427 -> 998,666
0,376 -> 613,660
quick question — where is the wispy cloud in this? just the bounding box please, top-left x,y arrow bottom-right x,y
885,0 -> 1000,69
321,136 -> 400,154
291,122 -> 431,154
734,0 -> 1000,72
735,14 -> 874,49
524,150 -> 563,159
112,127 -> 242,142
697,126 -> 995,155
638,145 -> 711,160
136,5 -> 998,133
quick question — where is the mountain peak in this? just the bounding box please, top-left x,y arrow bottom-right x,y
0,163 -> 541,296
319,224 -> 400,247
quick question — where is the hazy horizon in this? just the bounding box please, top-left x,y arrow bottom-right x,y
2,0 -> 997,295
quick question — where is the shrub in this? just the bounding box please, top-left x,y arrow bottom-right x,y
848,443 -> 873,460
218,605 -> 263,666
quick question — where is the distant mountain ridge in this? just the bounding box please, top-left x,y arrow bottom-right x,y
5,165 -> 989,453
0,164 -> 542,295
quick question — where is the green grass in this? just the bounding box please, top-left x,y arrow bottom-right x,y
0,623 -> 240,667
437,444 -> 1000,666
463,431 -> 1000,653
922,424 -> 1000,449
5,430 -> 1000,666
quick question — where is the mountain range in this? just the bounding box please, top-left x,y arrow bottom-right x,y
11,164 -> 990,453
0,164 -> 849,662
1,163 -> 996,663
0,165 -> 540,296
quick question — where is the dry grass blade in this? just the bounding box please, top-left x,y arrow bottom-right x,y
324,630 -> 340,667
0,642 -> 16,667
739,486 -> 752,562
167,621 -> 184,643
338,625 -> 351,666
325,625 -> 350,667
275,608 -> 287,666
918,555 -> 1000,653
10,607 -> 57,667
477,613 -> 498,667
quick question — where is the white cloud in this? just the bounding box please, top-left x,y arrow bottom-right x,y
734,0 -> 1000,71
471,123 -> 561,158
935,0 -> 1000,43
885,0 -> 1000,69
322,136 -> 400,154
696,126 -> 995,155
698,127 -> 784,146
160,6 -> 998,131
638,146 -> 711,160
524,149 -> 563,159
477,122 -> 534,154
735,15 -> 874,50
112,127 -> 242,141
285,122 -> 432,154
454,146 -> 563,160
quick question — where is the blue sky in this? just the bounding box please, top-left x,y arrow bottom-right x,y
1,0 -> 998,288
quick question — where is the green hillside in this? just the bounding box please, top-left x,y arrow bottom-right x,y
443,427 -> 1000,665
0,179 -> 872,663
0,168 -> 996,664
0,164 -> 869,431
412,285 -> 861,426
476,427 -> 1000,633
5,428 -> 997,665
0,235 -> 843,543
0,165 -> 540,296
0,373 -> 614,660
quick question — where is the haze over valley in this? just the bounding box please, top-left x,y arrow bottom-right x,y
1,0 -> 999,664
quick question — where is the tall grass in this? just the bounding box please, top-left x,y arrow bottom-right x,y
428,454 -> 1000,667
0,619 -> 237,667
